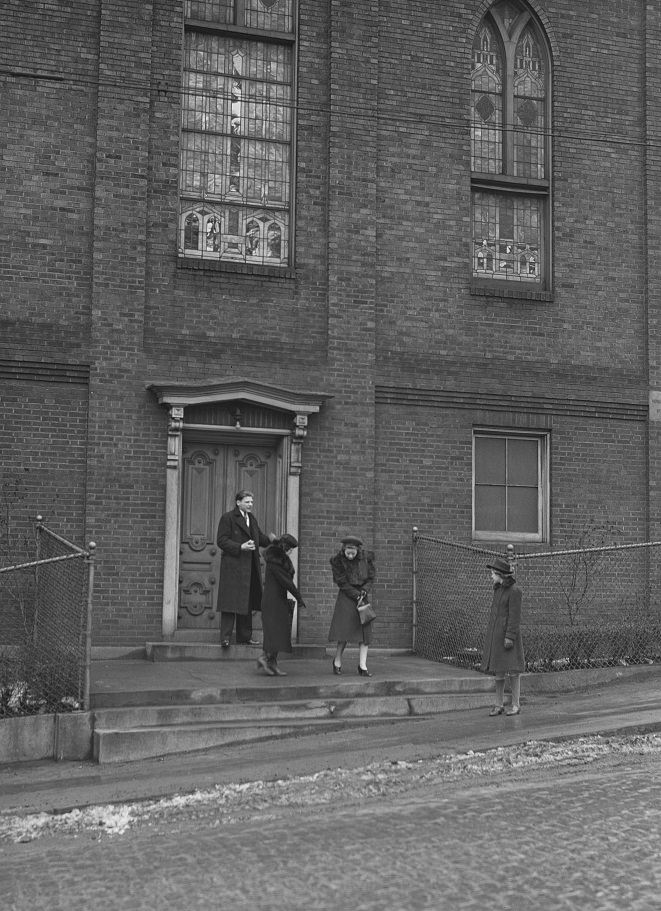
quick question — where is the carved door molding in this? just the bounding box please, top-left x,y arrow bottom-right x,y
178,439 -> 279,630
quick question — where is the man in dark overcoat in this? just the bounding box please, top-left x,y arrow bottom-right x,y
216,489 -> 272,647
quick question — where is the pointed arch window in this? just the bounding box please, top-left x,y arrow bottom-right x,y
471,2 -> 551,289
179,1 -> 295,268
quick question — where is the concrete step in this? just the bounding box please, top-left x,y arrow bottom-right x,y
91,688 -> 495,763
93,690 -> 494,728
92,714 -> 405,764
89,650 -> 497,763
90,673 -> 494,709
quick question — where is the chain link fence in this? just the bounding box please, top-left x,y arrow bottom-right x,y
0,519 -> 96,717
413,531 -> 661,673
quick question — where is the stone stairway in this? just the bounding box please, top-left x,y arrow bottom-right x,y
90,647 -> 495,763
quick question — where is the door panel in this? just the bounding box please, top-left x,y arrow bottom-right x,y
178,438 -> 280,629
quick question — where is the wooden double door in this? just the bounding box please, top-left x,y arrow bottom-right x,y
178,435 -> 284,630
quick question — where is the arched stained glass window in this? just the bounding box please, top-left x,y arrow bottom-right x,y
471,1 -> 551,288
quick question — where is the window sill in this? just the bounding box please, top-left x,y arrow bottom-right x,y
473,536 -> 546,547
177,257 -> 296,279
470,282 -> 553,302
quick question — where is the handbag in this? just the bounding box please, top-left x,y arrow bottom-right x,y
356,592 -> 376,625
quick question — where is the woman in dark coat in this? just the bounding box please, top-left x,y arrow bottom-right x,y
328,535 -> 376,677
257,534 -> 305,677
481,557 -> 525,716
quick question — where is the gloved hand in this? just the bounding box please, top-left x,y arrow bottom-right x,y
504,637 -> 514,650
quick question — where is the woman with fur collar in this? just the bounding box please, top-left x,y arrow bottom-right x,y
328,535 -> 376,677
257,534 -> 306,677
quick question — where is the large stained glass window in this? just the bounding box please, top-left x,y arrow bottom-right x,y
180,0 -> 294,266
471,2 -> 550,287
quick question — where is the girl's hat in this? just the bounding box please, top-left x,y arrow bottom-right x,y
341,535 -> 363,547
486,557 -> 514,575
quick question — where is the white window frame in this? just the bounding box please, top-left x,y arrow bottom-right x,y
472,428 -> 549,543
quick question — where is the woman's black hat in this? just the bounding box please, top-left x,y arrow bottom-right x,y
341,535 -> 363,547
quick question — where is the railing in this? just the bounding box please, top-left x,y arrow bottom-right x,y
412,528 -> 661,673
0,517 -> 96,717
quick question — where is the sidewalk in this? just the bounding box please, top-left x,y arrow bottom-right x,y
1,652 -> 660,816
89,649 -> 480,706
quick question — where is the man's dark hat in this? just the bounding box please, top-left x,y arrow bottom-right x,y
279,533 -> 298,549
341,535 -> 363,547
486,557 -> 514,575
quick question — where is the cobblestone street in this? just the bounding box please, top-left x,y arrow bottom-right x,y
3,734 -> 661,910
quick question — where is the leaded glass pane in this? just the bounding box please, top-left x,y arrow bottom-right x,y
513,26 -> 545,178
184,213 -> 201,250
180,132 -> 227,195
178,204 -> 289,264
185,1 -> 233,24
472,191 -> 541,282
492,0 -> 524,33
243,140 -> 290,202
185,0 -> 294,32
245,0 -> 294,32
471,23 -> 503,173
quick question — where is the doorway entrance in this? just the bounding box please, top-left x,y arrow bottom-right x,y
178,435 -> 284,631
147,378 -> 332,641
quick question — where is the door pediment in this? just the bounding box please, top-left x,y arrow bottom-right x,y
147,378 -> 332,415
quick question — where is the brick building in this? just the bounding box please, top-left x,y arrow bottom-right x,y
1,0 -> 660,652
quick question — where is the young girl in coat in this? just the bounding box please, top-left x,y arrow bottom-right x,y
480,557 -> 525,716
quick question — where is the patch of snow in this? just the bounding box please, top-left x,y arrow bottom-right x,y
3,732 -> 661,843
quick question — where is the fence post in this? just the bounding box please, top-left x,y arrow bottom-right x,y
33,514 -> 44,646
83,542 -> 97,711
506,543 -> 516,575
412,526 -> 418,652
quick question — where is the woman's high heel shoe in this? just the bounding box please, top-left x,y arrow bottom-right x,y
332,661 -> 342,675
358,666 -> 372,677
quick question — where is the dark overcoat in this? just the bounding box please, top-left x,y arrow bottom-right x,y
480,576 -> 525,675
216,507 -> 270,615
261,543 -> 304,654
327,548 -> 375,645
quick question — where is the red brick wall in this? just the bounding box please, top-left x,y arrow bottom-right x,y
0,372 -> 89,551
1,0 -> 658,648
0,2 -> 97,356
